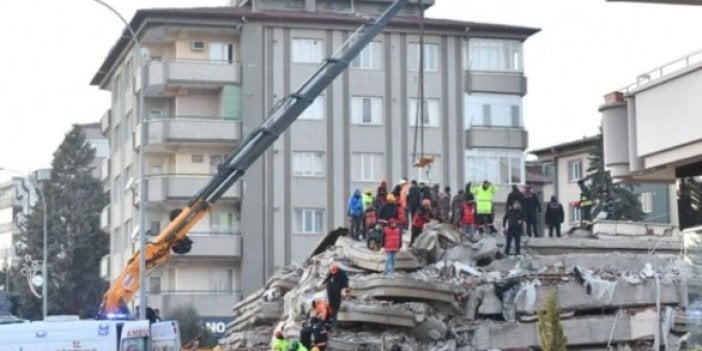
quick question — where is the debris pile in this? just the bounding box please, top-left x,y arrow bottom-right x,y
221,221 -> 690,351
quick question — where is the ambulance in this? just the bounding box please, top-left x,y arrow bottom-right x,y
0,318 -> 180,351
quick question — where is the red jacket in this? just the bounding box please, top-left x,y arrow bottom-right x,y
462,202 -> 476,225
397,205 -> 407,226
364,209 -> 377,228
383,225 -> 401,252
412,208 -> 432,229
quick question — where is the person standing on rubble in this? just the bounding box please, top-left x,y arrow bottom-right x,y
347,189 -> 364,240
288,340 -> 309,351
471,180 -> 498,233
502,200 -> 525,256
450,189 -> 465,227
437,186 -> 451,222
299,321 -> 313,350
271,329 -> 289,351
411,199 -> 433,245
383,218 -> 401,273
407,180 -> 421,220
362,189 -> 374,211
577,180 -> 594,226
545,196 -> 565,237
322,264 -> 349,326
378,194 -> 399,222
461,197 -> 476,237
523,186 -> 542,237
376,179 -> 388,209
506,185 -> 524,210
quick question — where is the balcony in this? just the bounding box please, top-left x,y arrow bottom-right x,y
186,231 -> 242,259
100,158 -> 110,182
155,290 -> 242,316
136,117 -> 241,151
465,71 -> 527,96
465,126 -> 528,150
143,59 -> 241,96
144,174 -> 241,204
0,195 -> 21,209
100,205 -> 109,231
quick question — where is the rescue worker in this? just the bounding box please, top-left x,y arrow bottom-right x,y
450,190 -> 465,226
347,189 -> 364,240
310,317 -> 328,351
505,185 -> 524,210
383,218 -> 401,273
545,196 -> 565,238
399,178 -> 411,216
376,179 -> 388,208
300,321 -> 313,350
471,180 -> 498,233
288,340 -> 309,351
322,264 -> 349,325
437,186 -> 451,222
411,199 -> 433,246
523,186 -> 541,237
363,204 -> 377,237
502,200 -> 525,256
407,180 -> 421,219
311,298 -> 332,323
577,180 -> 594,225
271,329 -> 289,351
362,189 -> 374,211
461,198 -> 476,237
378,194 -> 399,222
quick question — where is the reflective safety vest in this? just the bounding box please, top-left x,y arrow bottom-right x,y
271,337 -> 289,351
580,194 -> 593,207
471,185 -> 497,214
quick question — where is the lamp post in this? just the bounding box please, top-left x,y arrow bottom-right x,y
0,168 -> 48,319
90,0 -> 149,320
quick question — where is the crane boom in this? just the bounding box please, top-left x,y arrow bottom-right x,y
99,0 -> 411,317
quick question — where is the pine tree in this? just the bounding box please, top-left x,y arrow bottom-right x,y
538,291 -> 568,351
13,125 -> 108,319
586,129 -> 644,221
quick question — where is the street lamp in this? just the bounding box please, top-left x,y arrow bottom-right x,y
0,168 -> 48,320
90,0 -> 149,320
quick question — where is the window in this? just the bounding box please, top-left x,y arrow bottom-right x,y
293,152 -> 324,177
465,149 -> 524,185
209,42 -> 234,63
467,39 -> 523,72
569,204 -> 581,224
149,221 -> 160,235
192,154 -> 204,163
410,154 -> 442,183
464,94 -> 522,128
408,43 -> 439,72
123,166 -> 132,192
351,153 -> 384,182
210,211 -> 235,232
351,97 -> 383,125
209,269 -> 233,292
294,208 -> 324,234
299,96 -> 326,120
149,276 -> 161,294
408,98 -> 440,127
210,155 -> 224,174
351,42 -> 382,69
113,125 -> 121,151
542,162 -> 555,183
640,192 -> 654,214
568,160 -> 583,182
292,38 -> 324,64
148,108 -> 164,120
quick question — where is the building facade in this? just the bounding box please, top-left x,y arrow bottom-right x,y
0,178 -> 33,271
531,136 -> 677,226
91,0 -> 538,319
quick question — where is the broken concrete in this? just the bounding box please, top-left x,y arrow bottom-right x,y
337,236 -> 419,272
350,273 -> 460,303
526,237 -> 683,254
593,220 -> 680,237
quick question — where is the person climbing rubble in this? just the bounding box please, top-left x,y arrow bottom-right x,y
383,218 -> 401,273
545,196 -> 565,238
378,194 -> 399,222
411,199 -> 433,246
299,321 -> 313,350
309,314 -> 328,351
347,189 -> 364,240
288,339 -> 309,351
523,186 -> 541,237
321,263 -> 349,326
471,180 -> 498,234
270,329 -> 289,351
437,186 -> 451,222
502,200 -> 525,256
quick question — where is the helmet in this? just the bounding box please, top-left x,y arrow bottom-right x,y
330,263 -> 339,274
386,194 -> 396,203
290,340 -> 300,350
422,199 -> 431,207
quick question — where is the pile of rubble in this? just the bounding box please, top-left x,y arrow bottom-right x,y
221,221 -> 691,351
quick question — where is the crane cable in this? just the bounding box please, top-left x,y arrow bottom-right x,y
410,0 -> 433,180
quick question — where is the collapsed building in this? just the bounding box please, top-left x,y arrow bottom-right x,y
221,221 -> 692,351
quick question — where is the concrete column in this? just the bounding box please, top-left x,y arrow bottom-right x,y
599,98 -> 630,179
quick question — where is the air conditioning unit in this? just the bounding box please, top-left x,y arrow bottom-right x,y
191,41 -> 206,51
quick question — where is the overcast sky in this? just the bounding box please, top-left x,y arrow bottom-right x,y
1,0 -> 702,178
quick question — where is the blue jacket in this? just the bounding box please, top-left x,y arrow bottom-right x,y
348,193 -> 364,218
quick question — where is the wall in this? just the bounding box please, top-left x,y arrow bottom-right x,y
556,151 -> 590,225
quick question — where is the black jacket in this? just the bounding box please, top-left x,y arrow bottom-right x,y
502,208 -> 525,235
523,193 -> 541,216
407,187 -> 421,210
378,203 -> 399,221
545,202 -> 565,224
506,190 -> 524,210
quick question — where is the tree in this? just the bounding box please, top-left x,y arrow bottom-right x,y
538,291 -> 568,351
12,125 -> 108,319
167,305 -> 218,348
586,129 -> 644,221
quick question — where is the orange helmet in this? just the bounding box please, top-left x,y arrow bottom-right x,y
386,194 -> 396,203
422,199 -> 431,208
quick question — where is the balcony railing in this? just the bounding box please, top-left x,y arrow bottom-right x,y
143,59 -> 242,95
622,49 -> 702,93
143,174 -> 241,203
136,116 -> 241,149
465,126 -> 528,150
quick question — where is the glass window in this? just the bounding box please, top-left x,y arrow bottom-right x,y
408,98 -> 440,127
467,38 -> 523,72
294,208 -> 324,234
569,204 -> 581,224
408,43 -> 439,72
149,276 -> 161,295
640,192 -> 653,214
542,162 -> 555,183
149,220 -> 160,235
293,152 -> 324,177
464,149 -> 524,185
464,93 -> 522,128
351,153 -> 384,182
351,97 -> 383,125
192,154 -> 204,163
121,338 -> 146,351
209,42 -> 234,63
209,269 -> 233,292
292,38 -> 324,64
568,160 -> 583,182
351,42 -> 382,70
299,96 -> 326,120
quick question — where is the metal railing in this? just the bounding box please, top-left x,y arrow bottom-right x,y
145,115 -> 241,122
622,49 -> 702,93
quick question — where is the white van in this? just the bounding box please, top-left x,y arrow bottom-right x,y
0,319 -> 181,351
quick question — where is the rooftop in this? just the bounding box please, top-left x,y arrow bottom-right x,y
530,135 -> 599,156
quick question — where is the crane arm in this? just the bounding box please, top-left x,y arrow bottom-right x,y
98,0 -> 410,317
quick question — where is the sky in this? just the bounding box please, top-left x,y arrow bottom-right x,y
1,0 -> 702,177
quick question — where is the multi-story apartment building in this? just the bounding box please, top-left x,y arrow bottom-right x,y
91,0 -> 538,324
0,178 -> 33,271
531,136 -> 677,226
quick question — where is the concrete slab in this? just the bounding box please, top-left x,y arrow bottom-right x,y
337,237 -> 419,272
350,274 -> 460,303
592,220 -> 678,237
526,237 -> 683,254
337,302 -> 419,327
485,253 -> 682,274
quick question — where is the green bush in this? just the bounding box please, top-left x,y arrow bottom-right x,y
538,291 -> 568,351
